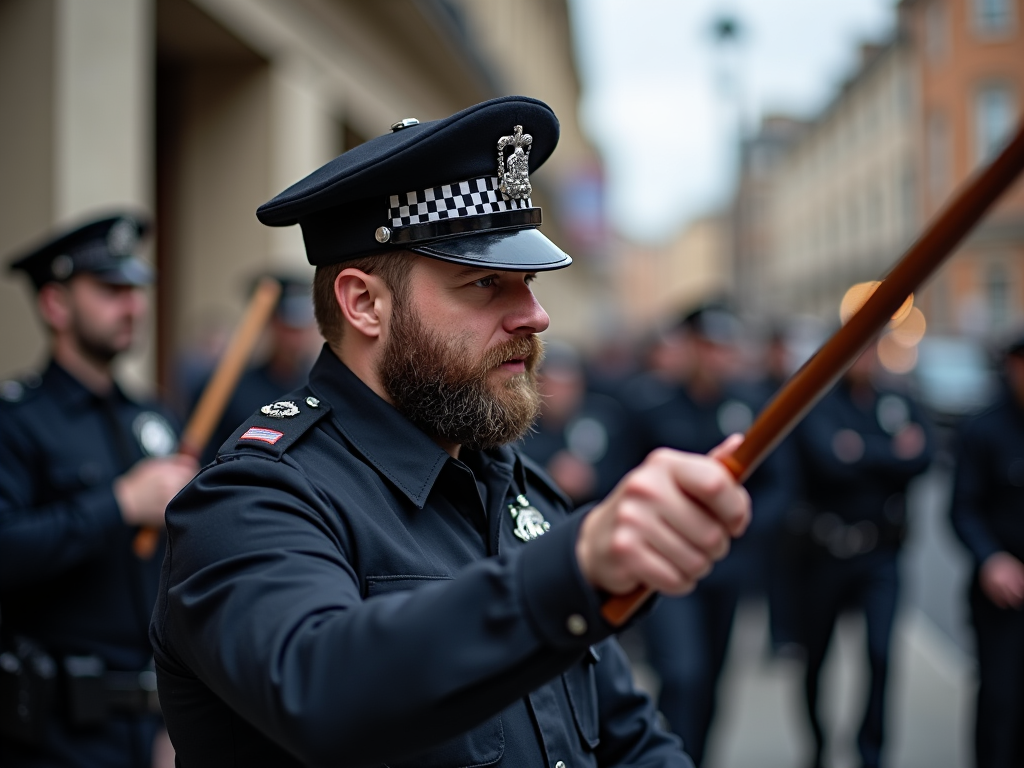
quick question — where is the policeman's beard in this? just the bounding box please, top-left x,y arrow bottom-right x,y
379,303 -> 544,451
70,305 -> 131,365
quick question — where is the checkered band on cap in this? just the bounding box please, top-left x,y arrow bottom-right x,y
389,176 -> 532,228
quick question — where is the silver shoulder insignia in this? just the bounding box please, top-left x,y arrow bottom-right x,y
261,400 -> 300,419
0,380 -> 24,403
509,494 -> 550,542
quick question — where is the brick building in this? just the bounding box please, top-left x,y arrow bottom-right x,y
746,0 -> 1022,342
903,0 -> 1024,338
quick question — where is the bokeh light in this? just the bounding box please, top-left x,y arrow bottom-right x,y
877,333 -> 919,373
839,281 -> 914,326
890,306 -> 927,348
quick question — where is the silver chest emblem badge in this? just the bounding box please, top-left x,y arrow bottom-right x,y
133,412 -> 177,457
509,494 -> 550,542
261,400 -> 300,418
497,125 -> 533,201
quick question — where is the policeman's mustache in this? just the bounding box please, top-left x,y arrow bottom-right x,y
481,334 -> 545,379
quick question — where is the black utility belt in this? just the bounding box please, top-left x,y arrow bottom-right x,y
0,636 -> 158,747
63,654 -> 161,725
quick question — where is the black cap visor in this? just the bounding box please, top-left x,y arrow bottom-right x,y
410,228 -> 571,272
92,257 -> 154,287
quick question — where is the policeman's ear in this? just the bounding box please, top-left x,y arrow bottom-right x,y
333,268 -> 392,342
36,281 -> 74,334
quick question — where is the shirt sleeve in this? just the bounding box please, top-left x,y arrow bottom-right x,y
154,455 -> 620,766
592,639 -> 695,767
949,418 -> 1002,567
0,414 -> 126,589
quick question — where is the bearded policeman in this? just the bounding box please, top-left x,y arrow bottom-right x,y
0,214 -> 198,766
151,96 -> 751,767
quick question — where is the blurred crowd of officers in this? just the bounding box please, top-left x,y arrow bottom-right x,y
521,304 -> 1024,768
1,214 -> 1022,768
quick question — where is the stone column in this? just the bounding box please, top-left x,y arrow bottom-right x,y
267,56 -> 340,273
55,0 -> 156,392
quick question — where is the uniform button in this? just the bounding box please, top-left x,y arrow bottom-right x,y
566,614 -> 588,636
555,761 -> 567,768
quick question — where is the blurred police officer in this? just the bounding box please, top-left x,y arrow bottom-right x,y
950,335 -> 1024,768
520,340 -> 639,506
628,303 -> 790,766
150,96 -> 753,767
795,344 -> 934,768
0,214 -> 197,767
187,274 -> 320,465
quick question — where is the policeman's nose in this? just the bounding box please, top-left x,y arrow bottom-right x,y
503,279 -> 549,336
125,288 -> 148,321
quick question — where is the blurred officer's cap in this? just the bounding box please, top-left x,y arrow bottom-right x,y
539,339 -> 583,376
251,273 -> 314,329
678,301 -> 743,345
256,96 -> 571,273
8,213 -> 152,291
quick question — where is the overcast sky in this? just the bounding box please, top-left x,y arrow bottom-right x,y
568,0 -> 897,243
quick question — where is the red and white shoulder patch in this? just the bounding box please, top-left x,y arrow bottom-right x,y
240,426 -> 285,445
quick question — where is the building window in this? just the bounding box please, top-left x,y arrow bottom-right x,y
974,84 -> 1016,163
987,262 -> 1011,330
927,111 -> 951,201
926,0 -> 948,61
901,165 -> 917,238
972,0 -> 1015,35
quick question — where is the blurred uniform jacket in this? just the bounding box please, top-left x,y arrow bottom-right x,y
519,390 -> 640,506
627,375 -> 791,584
950,389 -> 1024,565
0,360 -> 175,669
151,347 -> 690,767
795,381 -> 934,551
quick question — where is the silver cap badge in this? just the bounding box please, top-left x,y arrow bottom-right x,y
509,494 -> 550,542
497,125 -> 533,201
107,218 -> 138,256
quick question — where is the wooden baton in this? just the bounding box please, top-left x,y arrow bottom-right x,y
601,121 -> 1024,626
132,276 -> 283,559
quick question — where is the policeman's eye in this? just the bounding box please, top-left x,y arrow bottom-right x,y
474,275 -> 498,288
524,273 -> 538,285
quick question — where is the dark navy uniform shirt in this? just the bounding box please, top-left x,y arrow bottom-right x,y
626,375 -> 791,587
0,361 -> 176,670
151,346 -> 689,768
951,390 -> 1024,566
795,380 -> 934,542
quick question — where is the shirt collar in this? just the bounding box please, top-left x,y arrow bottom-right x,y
44,358 -> 126,412
307,345 -> 453,508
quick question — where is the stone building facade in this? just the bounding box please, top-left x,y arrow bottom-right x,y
0,0 -> 602,393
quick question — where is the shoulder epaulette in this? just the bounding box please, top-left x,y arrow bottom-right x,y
219,388 -> 332,461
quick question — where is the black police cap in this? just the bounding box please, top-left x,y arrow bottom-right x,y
678,301 -> 744,345
256,96 -> 571,272
248,273 -> 314,329
8,213 -> 153,291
